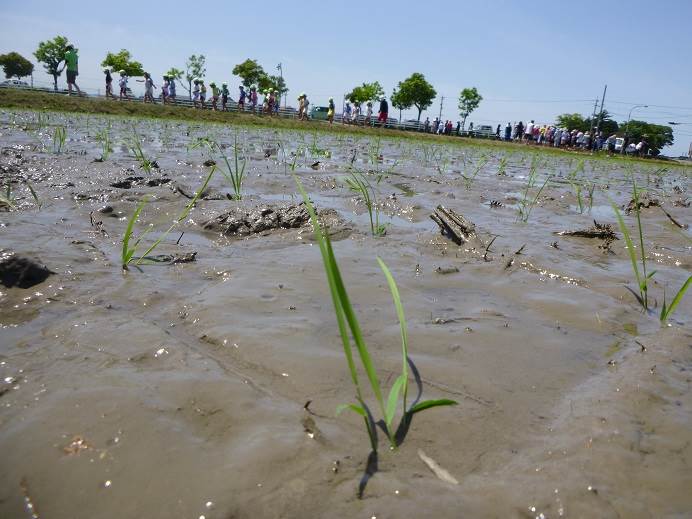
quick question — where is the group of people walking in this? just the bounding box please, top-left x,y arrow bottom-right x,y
499,121 -> 649,155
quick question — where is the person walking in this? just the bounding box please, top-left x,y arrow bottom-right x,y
118,70 -> 129,100
504,122 -> 511,141
168,75 -> 176,104
327,97 -> 335,124
104,68 -> 114,98
62,45 -> 82,95
378,97 -> 388,127
237,85 -> 246,111
221,82 -> 229,111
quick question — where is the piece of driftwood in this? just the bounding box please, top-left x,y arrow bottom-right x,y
430,205 -> 477,245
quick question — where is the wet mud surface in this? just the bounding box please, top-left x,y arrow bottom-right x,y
0,110 -> 690,518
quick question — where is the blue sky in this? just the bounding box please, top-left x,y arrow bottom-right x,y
1,0 -> 691,155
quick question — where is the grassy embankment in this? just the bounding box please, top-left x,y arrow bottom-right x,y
0,88 -> 688,169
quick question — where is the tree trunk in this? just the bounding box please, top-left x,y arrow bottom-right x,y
416,106 -> 422,122
461,115 -> 468,131
53,74 -> 58,91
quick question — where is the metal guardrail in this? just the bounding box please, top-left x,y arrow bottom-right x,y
0,84 -> 501,139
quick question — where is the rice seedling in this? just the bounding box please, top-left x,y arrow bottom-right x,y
52,125 -> 67,154
128,126 -> 157,173
121,167 -> 215,269
345,170 -> 387,237
218,134 -> 247,200
660,276 -> 692,322
461,154 -> 489,189
308,131 -> 331,158
34,110 -> 49,131
610,179 -> 655,311
497,156 -> 508,176
294,175 -> 456,457
0,182 -> 16,210
516,161 -> 550,223
26,181 -> 41,210
435,151 -> 451,175
368,136 -> 383,167
191,134 -> 247,200
94,126 -> 113,162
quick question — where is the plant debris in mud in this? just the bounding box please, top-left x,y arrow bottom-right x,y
430,205 -> 478,245
625,192 -> 660,214
556,220 -> 618,240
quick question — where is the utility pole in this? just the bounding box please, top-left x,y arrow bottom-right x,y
590,98 -> 599,133
277,63 -> 286,108
438,95 -> 444,120
595,84 -> 607,135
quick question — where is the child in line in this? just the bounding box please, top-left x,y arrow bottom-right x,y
192,79 -> 201,108
209,82 -> 220,110
238,85 -> 246,111
273,90 -> 280,115
297,94 -> 304,120
137,72 -> 157,103
118,70 -> 129,100
250,86 -> 258,112
168,76 -> 176,104
267,90 -> 276,117
327,97 -> 335,124
161,75 -> 169,104
221,82 -> 229,111
104,68 -> 113,98
199,80 -> 207,109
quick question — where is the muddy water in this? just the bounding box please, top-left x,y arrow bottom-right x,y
1,110 -> 690,518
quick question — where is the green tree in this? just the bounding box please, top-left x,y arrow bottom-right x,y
458,87 -> 482,130
619,120 -> 673,156
166,67 -> 184,86
391,88 -> 409,122
34,35 -> 69,90
556,110 -> 618,135
261,74 -> 288,98
185,55 -> 206,98
394,72 -> 436,122
589,110 -> 618,136
0,52 -> 34,80
556,113 -> 589,131
346,81 -> 384,105
101,49 -> 145,77
232,58 -> 266,89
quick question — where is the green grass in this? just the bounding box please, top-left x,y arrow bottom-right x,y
294,175 -> 456,454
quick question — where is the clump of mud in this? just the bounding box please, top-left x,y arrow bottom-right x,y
0,251 -> 54,289
202,201 -> 349,238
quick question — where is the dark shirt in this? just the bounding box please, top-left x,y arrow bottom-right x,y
105,71 -> 112,84
379,99 -> 388,113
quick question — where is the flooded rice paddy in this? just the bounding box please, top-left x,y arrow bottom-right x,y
0,110 -> 690,518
